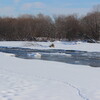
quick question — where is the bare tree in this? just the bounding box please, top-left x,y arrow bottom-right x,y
54,15 -> 80,40
93,4 -> 100,12
81,11 -> 100,40
0,6 -> 99,41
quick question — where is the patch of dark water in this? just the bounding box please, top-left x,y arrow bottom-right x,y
0,46 -> 100,67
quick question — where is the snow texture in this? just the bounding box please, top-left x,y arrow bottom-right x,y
0,41 -> 100,100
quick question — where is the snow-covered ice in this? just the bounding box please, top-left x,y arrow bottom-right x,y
0,41 -> 100,52
0,41 -> 100,100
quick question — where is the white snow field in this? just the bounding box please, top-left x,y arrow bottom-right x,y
0,41 -> 100,52
0,41 -> 100,100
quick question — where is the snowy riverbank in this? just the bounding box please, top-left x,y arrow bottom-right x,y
0,41 -> 100,52
0,41 -> 100,100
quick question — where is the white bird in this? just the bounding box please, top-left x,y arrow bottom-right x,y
65,54 -> 72,57
28,53 -> 41,58
34,53 -> 41,58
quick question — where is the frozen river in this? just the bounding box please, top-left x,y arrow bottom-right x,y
0,46 -> 100,67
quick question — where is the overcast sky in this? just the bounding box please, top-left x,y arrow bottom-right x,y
0,0 -> 100,17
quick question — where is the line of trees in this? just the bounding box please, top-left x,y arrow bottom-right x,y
0,6 -> 100,41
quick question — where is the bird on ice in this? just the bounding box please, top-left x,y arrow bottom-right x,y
28,53 -> 41,58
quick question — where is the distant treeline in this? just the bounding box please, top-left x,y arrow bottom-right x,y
0,6 -> 100,41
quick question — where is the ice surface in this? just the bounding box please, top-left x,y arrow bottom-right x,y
0,41 -> 100,100
0,41 -> 100,52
